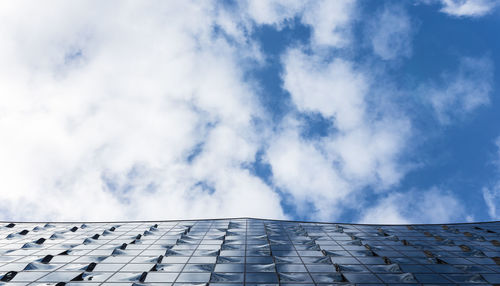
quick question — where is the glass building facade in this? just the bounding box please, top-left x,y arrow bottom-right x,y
0,218 -> 499,285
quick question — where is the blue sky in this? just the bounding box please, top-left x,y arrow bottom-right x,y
0,0 -> 499,223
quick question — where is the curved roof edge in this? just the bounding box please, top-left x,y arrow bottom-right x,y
0,217 -> 499,226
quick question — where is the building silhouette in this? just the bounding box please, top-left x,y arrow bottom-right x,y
0,218 -> 499,285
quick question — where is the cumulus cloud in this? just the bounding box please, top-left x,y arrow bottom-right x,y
282,49 -> 368,130
360,188 -> 468,224
368,4 -> 413,60
266,119 -> 351,219
0,0 -> 369,222
439,0 -> 499,17
0,0 -> 485,223
281,48 -> 410,185
425,56 -> 493,124
0,1 -> 285,220
266,44 -> 411,220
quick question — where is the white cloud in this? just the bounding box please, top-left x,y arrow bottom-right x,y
301,0 -> 357,48
482,185 -> 500,219
281,48 -> 410,184
0,1 -> 285,220
368,4 -> 413,60
439,0 -> 499,17
245,0 -> 356,48
0,0 -> 482,224
0,0 -> 372,222
266,120 -> 351,219
282,49 -> 368,130
325,119 -> 409,188
252,1 -> 413,221
246,0 -> 306,27
274,5 -> 414,212
267,46 -> 411,220
425,56 -> 493,124
482,137 -> 500,220
360,188 -> 468,224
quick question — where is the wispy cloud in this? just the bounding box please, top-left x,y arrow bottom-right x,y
300,0 -> 357,48
439,0 -> 499,17
482,137 -> 500,220
246,0 -> 356,48
360,187 -> 469,224
245,0 -> 305,27
368,4 -> 414,60
424,56 -> 493,124
483,185 -> 500,219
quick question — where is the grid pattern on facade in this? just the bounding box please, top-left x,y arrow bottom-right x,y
0,218 -> 499,285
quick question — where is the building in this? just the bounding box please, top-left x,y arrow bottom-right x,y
0,218 -> 499,285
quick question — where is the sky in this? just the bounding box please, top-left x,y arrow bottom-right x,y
0,0 -> 499,224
